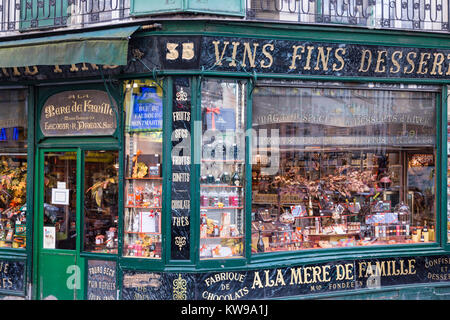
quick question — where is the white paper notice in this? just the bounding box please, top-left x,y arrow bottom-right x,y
51,188 -> 69,205
140,211 -> 157,233
43,226 -> 56,249
57,181 -> 67,189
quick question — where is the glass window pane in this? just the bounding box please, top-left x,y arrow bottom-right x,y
447,86 -> 450,243
43,151 -> 77,250
251,86 -> 436,254
0,89 -> 28,249
200,79 -> 246,260
123,80 -> 163,259
83,150 -> 119,253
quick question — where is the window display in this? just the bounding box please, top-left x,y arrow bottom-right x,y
0,89 -> 28,249
84,151 -> 119,254
448,88 -> 450,242
123,80 -> 163,259
200,79 -> 246,259
251,85 -> 436,253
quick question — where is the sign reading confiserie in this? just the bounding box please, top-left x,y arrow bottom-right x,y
40,90 -> 117,137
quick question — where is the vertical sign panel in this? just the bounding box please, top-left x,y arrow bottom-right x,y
87,260 -> 117,300
171,78 -> 191,260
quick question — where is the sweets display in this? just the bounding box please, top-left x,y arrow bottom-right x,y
199,78 -> 246,259
251,151 -> 436,253
124,150 -> 162,259
0,156 -> 27,249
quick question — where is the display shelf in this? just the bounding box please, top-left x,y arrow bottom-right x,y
201,184 -> 243,188
201,159 -> 244,163
201,206 -> 243,210
125,177 -> 162,180
307,232 -> 361,237
201,236 -> 243,240
125,231 -> 161,235
125,206 -> 162,209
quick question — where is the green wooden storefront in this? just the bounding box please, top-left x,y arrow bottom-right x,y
0,19 -> 450,300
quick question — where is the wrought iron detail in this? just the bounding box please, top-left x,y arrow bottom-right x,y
0,0 -> 130,32
246,0 -> 450,32
90,12 -> 99,21
0,0 -> 447,34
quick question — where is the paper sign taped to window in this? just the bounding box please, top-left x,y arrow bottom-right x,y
43,226 -> 55,249
51,188 -> 69,205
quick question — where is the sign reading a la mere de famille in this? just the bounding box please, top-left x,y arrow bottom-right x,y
122,254 -> 450,300
40,90 -> 117,137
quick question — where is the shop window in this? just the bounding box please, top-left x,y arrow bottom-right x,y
200,79 -> 246,259
83,150 -> 119,253
447,87 -> 450,243
123,80 -> 163,259
251,85 -> 436,254
0,89 -> 28,249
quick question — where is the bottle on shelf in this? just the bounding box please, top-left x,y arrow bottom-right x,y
221,188 -> 230,207
213,224 -> 220,237
229,192 -> 239,207
220,172 -> 231,184
308,196 -> 313,217
200,192 -> 209,207
257,230 -> 265,253
232,143 -> 238,160
421,220 -> 429,242
200,210 -> 207,225
231,165 -> 241,187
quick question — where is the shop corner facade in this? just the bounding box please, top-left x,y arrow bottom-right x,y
0,10 -> 450,300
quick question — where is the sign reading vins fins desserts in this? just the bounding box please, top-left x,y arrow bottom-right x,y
171,78 -> 191,260
40,90 -> 117,137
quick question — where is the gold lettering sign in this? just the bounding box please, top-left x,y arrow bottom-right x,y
40,90 -> 117,137
206,38 -> 450,79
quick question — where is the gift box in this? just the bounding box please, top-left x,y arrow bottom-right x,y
204,106 -> 236,131
365,212 -> 398,225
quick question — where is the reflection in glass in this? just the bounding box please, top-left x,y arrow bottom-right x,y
84,151 -> 119,254
123,80 -> 163,259
200,79 -> 246,259
43,152 -> 77,250
251,86 -> 436,253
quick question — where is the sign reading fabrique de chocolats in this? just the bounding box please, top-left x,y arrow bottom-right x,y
121,255 -> 450,300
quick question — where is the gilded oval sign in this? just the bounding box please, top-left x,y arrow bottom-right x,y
40,90 -> 117,136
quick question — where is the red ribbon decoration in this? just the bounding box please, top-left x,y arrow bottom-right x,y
206,106 -> 220,130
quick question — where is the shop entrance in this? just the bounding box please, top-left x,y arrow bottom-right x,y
35,147 -> 120,300
36,149 -> 83,300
